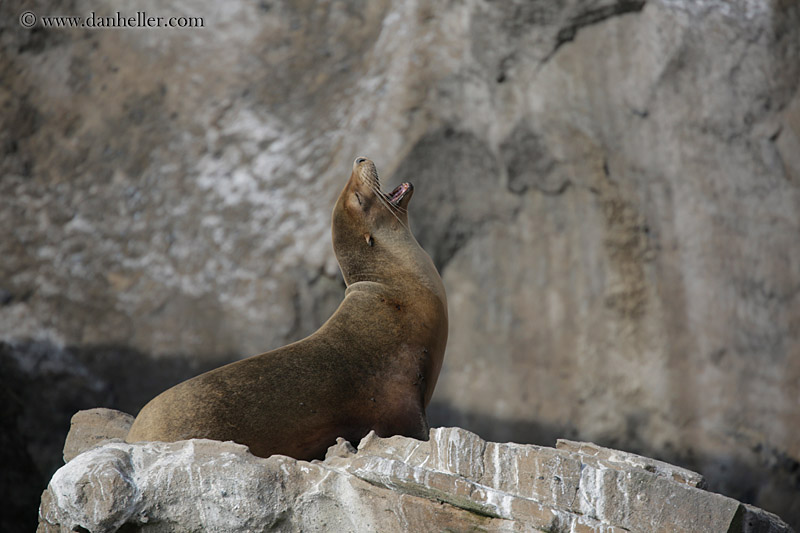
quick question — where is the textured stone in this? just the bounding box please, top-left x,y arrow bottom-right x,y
2,0 -> 799,530
62,408 -> 134,462
38,427 -> 794,533
555,439 -> 706,488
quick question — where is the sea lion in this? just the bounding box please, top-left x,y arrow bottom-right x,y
126,157 -> 448,460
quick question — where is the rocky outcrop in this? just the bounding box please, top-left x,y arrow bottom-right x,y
38,411 -> 792,533
62,408 -> 134,463
3,0 -> 799,529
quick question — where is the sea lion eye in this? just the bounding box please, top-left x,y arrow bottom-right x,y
356,157 -> 366,164
354,192 -> 363,206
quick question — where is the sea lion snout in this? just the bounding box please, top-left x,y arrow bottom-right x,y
353,156 -> 372,173
353,156 -> 378,185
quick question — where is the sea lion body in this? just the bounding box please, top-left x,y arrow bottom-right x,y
126,157 -> 447,460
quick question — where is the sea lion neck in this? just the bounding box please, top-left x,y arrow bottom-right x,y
344,280 -> 390,297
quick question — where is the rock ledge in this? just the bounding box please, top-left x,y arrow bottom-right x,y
38,409 -> 794,532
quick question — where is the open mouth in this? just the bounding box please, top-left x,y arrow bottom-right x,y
386,182 -> 412,206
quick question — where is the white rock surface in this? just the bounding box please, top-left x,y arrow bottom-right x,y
38,421 -> 794,533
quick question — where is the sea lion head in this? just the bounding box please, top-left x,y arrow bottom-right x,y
332,157 -> 416,285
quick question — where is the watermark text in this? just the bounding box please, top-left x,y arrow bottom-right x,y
19,11 -> 204,29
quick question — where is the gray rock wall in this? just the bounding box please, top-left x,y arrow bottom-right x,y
2,0 -> 799,530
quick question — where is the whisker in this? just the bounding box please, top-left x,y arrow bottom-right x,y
381,191 -> 409,214
373,180 -> 410,214
358,164 -> 410,228
368,183 -> 410,233
391,203 -> 408,214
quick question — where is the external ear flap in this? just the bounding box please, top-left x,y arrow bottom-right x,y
364,233 -> 374,247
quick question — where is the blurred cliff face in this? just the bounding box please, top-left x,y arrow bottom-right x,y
1,0 -> 799,529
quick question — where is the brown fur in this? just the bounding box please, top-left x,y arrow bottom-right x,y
126,157 -> 448,460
